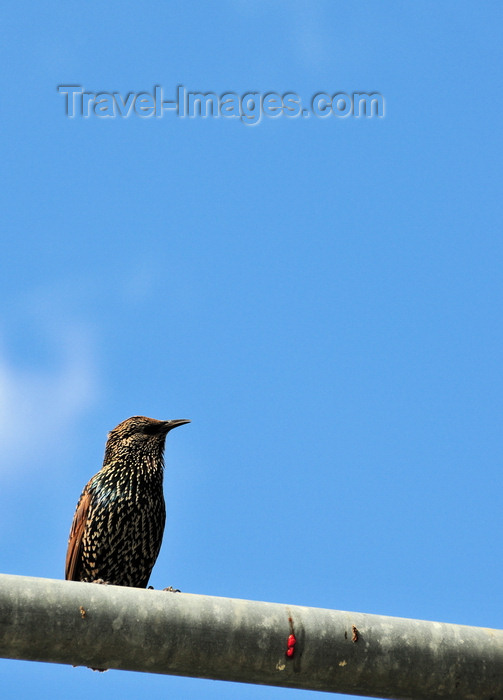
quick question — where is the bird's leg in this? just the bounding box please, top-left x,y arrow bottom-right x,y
91,578 -> 110,585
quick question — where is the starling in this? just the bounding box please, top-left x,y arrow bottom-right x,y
65,416 -> 190,588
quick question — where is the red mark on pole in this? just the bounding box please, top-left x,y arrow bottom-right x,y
286,614 -> 297,658
286,633 -> 297,657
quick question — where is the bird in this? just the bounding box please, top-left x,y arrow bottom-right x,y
65,415 -> 190,588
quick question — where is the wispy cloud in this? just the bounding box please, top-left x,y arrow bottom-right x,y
0,322 -> 99,474
229,0 -> 330,69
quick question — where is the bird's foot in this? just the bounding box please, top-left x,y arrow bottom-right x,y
162,586 -> 181,593
91,579 -> 110,585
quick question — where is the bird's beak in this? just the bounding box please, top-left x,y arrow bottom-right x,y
163,419 -> 191,432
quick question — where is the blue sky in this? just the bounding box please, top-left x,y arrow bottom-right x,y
1,1 -> 502,698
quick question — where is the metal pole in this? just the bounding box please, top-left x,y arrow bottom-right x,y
0,574 -> 501,698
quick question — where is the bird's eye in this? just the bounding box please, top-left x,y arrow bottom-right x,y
143,424 -> 160,435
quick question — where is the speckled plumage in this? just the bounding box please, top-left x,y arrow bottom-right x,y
65,416 -> 190,588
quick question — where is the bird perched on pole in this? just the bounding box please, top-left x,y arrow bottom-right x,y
65,416 -> 190,588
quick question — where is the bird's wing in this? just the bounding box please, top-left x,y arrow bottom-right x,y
65,489 -> 91,581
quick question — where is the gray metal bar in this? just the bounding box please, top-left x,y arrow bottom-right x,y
0,574 -> 501,698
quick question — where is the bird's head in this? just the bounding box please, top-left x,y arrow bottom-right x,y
104,415 -> 190,462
